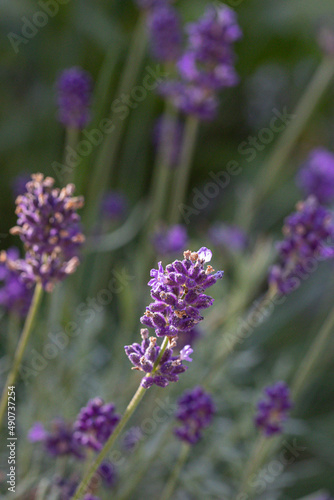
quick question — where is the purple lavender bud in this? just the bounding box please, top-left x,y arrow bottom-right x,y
160,81 -> 218,121
269,196 -> 334,295
28,419 -> 84,459
297,148 -> 334,204
255,381 -> 293,437
152,225 -> 188,256
122,426 -> 143,452
73,398 -> 121,452
153,116 -> 184,168
148,5 -> 182,62
0,247 -> 33,316
101,191 -> 128,221
7,174 -> 85,292
174,386 -> 215,445
56,67 -> 92,129
98,461 -> 117,488
208,223 -> 248,252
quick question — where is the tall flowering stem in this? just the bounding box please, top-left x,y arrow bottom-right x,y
72,336 -> 169,499
169,116 -> 199,224
0,283 -> 43,427
159,442 -> 190,500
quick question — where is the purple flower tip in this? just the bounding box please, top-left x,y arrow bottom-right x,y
152,225 -> 188,256
255,381 -> 293,437
180,345 -> 193,362
297,148 -> 334,205
57,67 -> 93,129
28,422 -> 47,442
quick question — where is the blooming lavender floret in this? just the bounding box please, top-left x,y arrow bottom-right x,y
28,419 -> 84,458
178,5 -> 241,90
152,225 -> 188,256
57,67 -> 92,129
255,382 -> 292,437
0,247 -> 33,316
73,398 -> 121,451
269,196 -> 334,295
6,174 -> 85,292
208,223 -> 247,252
297,148 -> 334,204
148,5 -> 182,62
98,461 -> 117,488
174,386 -> 215,445
125,329 -> 193,388
101,191 -> 128,221
141,248 -> 223,337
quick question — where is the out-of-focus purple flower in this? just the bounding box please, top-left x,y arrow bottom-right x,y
28,419 -> 84,459
11,173 -> 31,198
255,382 -> 292,437
0,247 -> 33,316
153,116 -> 184,167
101,191 -> 128,221
57,67 -> 92,129
6,174 -> 85,292
141,248 -> 223,337
148,5 -> 182,62
73,398 -> 121,452
98,461 -> 117,488
152,225 -> 188,256
53,476 -> 78,500
318,25 -> 334,56
174,386 -> 215,445
160,81 -> 218,121
125,330 -> 192,389
297,148 -> 334,204
178,5 -> 241,90
122,426 -> 143,452
208,223 -> 248,252
269,197 -> 334,295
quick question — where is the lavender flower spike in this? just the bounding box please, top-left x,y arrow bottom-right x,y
255,381 -> 293,437
6,174 -> 85,292
297,148 -> 334,205
28,419 -> 84,459
57,67 -> 93,129
148,5 -> 182,62
269,196 -> 334,295
73,398 -> 121,452
174,386 -> 215,445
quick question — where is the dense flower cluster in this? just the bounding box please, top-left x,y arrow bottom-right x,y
0,247 -> 33,316
160,5 -> 241,120
209,223 -> 247,252
28,419 -> 84,458
73,398 -> 121,451
125,329 -> 193,388
101,190 -> 128,221
297,148 -> 334,205
6,174 -> 85,292
125,248 -> 222,388
152,225 -> 188,256
148,5 -> 182,62
57,67 -> 92,129
269,197 -> 334,295
255,382 -> 292,437
141,248 -> 223,336
174,386 -> 215,444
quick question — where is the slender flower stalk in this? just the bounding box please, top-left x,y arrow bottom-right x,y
84,13 -> 148,228
237,435 -> 268,499
72,336 -> 169,499
169,116 -> 199,224
237,55 -> 334,229
0,283 -> 43,427
159,442 -> 190,500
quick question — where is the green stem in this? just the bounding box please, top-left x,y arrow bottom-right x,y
236,436 -> 268,500
64,127 -> 80,185
159,442 -> 190,500
169,116 -> 199,225
84,13 -> 148,228
0,283 -> 43,427
7,312 -> 20,359
240,56 -> 334,228
72,336 -> 169,499
292,305 -> 334,400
